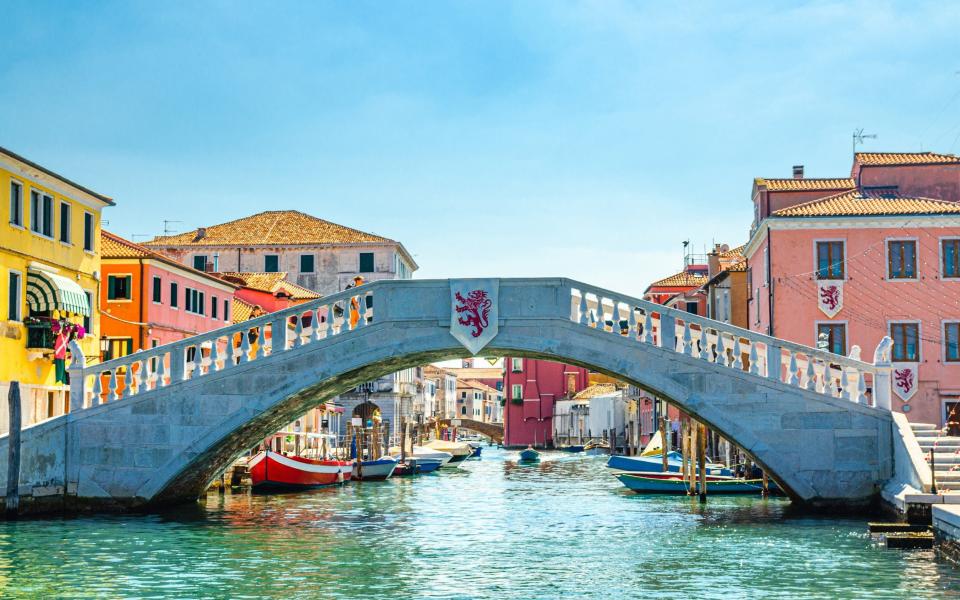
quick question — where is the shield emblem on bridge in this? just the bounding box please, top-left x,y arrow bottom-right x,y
817,280 -> 843,318
450,279 -> 499,355
892,363 -> 919,402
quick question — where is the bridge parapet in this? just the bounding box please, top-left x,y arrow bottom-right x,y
564,279 -> 892,411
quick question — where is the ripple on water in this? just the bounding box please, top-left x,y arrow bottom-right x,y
0,449 -> 957,599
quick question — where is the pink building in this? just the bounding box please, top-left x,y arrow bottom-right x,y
745,152 -> 960,426
502,358 -> 589,448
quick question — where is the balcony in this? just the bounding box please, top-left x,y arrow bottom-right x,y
26,323 -> 55,351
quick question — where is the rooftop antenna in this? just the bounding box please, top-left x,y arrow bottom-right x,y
163,220 -> 184,236
682,239 -> 690,267
853,128 -> 877,157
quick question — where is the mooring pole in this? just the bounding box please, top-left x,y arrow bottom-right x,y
6,382 -> 22,518
698,423 -> 707,503
931,449 -> 938,495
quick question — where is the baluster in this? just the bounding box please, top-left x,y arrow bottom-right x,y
814,361 -> 825,394
715,334 -> 727,366
594,298 -> 605,331
108,370 -> 119,402
194,344 -> 205,376
699,328 -> 712,361
642,311 -> 653,344
578,293 -> 588,325
315,307 -> 326,340
226,335 -> 239,368
628,306 -> 637,339
358,295 -> 368,328
326,304 -> 334,338
787,352 -> 799,386
804,357 -> 816,391
157,353 -> 168,386
682,322 -> 692,356
841,368 -> 851,400
748,341 -> 759,375
732,337 -> 743,370
210,339 -> 221,372
92,375 -> 104,406
857,371 -> 868,405
341,299 -> 352,333
293,316 -> 304,348
125,361 -> 137,397
831,367 -> 842,397
133,359 -> 144,393
239,330 -> 251,364
612,302 -> 622,334
256,322 -> 268,357
766,345 -> 781,381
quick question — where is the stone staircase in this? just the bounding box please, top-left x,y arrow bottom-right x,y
912,423 -> 960,492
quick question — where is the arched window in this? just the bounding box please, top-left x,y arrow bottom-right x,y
461,406 -> 467,415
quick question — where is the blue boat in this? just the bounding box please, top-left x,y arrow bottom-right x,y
617,473 -> 767,495
352,456 -> 398,481
519,447 -> 540,462
606,452 -> 733,478
415,458 -> 443,473
560,445 -> 585,453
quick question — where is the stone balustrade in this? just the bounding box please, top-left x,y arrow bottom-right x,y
68,286 -> 373,411
568,282 -> 892,410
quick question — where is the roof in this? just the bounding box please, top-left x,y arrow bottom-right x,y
446,367 -> 502,380
573,383 -> 622,400
217,272 -> 320,300
854,152 -> 960,167
143,210 -> 394,247
424,364 -> 454,378
101,231 -> 238,288
771,189 -> 960,218
754,177 -> 855,192
727,258 -> 747,272
0,146 -> 115,206
718,244 -> 745,258
457,379 -> 499,394
646,269 -> 709,289
231,297 -> 259,323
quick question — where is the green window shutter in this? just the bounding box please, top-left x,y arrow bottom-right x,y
359,252 -> 374,273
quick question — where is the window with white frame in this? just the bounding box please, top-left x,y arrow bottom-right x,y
890,322 -> 920,362
888,240 -> 917,280
945,322 -> 960,363
816,241 -> 844,279
943,238 -> 960,279
30,190 -> 53,237
512,358 -> 523,372
511,383 -> 522,399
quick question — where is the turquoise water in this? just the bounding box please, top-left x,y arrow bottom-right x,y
0,448 -> 957,599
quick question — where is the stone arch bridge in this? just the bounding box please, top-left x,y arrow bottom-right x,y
0,278 -> 897,514
433,418 -> 504,444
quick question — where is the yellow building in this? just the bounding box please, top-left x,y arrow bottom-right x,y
0,146 -> 114,429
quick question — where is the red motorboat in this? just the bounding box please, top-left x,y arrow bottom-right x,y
248,450 -> 352,490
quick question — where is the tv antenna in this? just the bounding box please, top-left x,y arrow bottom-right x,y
163,220 -> 184,236
853,128 -> 877,157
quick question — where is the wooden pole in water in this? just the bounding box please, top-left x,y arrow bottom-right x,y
762,471 -> 769,497
698,422 -> 707,502
689,419 -> 698,496
6,382 -> 21,518
680,418 -> 689,490
400,418 -> 407,463
660,404 -> 669,473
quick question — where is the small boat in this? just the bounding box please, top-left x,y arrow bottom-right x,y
560,445 -> 585,453
466,441 -> 483,458
584,440 -> 610,455
606,432 -> 734,477
392,461 -> 419,476
616,473 -> 768,495
392,457 -> 443,476
249,450 -> 352,491
416,458 -> 444,473
519,445 -> 540,462
352,456 -> 398,481
422,440 -> 472,466
392,446 -> 454,468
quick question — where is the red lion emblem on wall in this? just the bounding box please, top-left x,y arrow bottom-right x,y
455,290 -> 492,338
820,285 -> 840,311
894,368 -> 914,394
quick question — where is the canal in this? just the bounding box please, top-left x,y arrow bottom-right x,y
0,448 -> 957,598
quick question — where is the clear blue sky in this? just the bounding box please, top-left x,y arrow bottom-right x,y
2,1 -> 958,296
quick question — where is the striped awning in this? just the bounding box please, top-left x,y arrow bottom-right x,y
26,270 -> 91,316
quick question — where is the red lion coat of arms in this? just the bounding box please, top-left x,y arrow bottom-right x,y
894,368 -> 914,394
820,285 -> 840,311
455,290 -> 492,338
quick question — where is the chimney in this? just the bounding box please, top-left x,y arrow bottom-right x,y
192,227 -> 207,242
792,165 -> 804,179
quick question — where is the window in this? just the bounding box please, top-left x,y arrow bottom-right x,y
512,358 -> 523,372
152,276 -> 162,303
300,254 -> 315,273
512,384 -> 522,399
359,252 -> 374,273
461,406 -> 467,416
198,291 -> 205,315
944,239 -> 960,279
184,287 -> 192,312
193,256 -> 207,271
212,296 -> 218,319
888,240 -> 917,280
103,338 -> 133,362
83,212 -> 94,251
945,323 -> 960,363
890,322 -> 920,362
460,391 -> 467,399
685,301 -> 698,315
59,201 -> 71,243
7,271 -> 21,321
107,275 -> 132,300
9,181 -> 22,226
184,288 -> 204,315
170,282 -> 179,308
816,241 -> 845,279
30,190 -> 53,237
264,255 -> 279,272
83,291 -> 92,332
223,299 -> 229,321
817,323 -> 846,355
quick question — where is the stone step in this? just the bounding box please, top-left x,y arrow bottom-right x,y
937,481 -> 960,491
925,454 -> 960,465
911,423 -> 938,431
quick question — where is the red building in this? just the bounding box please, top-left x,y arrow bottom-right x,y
643,263 -> 709,316
502,357 -> 589,448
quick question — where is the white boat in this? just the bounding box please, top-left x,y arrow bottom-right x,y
422,439 -> 472,467
391,446 -> 454,468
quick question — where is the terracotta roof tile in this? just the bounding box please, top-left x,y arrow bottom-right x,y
143,210 -> 394,247
573,383 -> 621,400
718,244 -> 745,258
755,178 -> 855,192
772,189 -> 960,218
647,270 -> 709,288
457,379 -> 499,394
727,258 -> 747,272
231,297 -> 259,323
218,272 -> 321,300
854,152 -> 960,167
101,231 -> 237,288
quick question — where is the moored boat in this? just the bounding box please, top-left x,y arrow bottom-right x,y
616,473 -> 767,495
422,439 -> 472,466
583,440 -> 609,455
560,445 -> 585,453
352,456 -> 398,481
249,450 -> 352,491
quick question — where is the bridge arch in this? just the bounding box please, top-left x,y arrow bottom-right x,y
1,278 -> 893,513
433,418 -> 504,444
